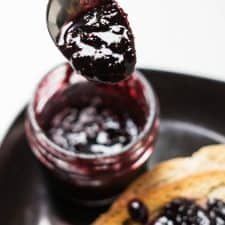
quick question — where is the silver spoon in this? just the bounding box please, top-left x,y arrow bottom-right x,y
47,0 -> 99,43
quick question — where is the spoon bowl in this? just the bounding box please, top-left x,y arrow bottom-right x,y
47,0 -> 81,42
47,0 -> 100,42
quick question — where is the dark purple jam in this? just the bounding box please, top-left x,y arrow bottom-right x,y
149,198 -> 225,225
57,0 -> 136,83
39,78 -> 147,156
47,96 -> 140,155
207,199 -> 225,224
151,199 -> 210,225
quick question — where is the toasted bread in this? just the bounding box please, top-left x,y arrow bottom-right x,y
111,145 -> 225,210
93,170 -> 225,225
93,145 -> 225,225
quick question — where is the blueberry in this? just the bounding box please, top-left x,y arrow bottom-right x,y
128,199 -> 149,224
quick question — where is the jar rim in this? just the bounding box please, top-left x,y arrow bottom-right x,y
27,63 -> 158,160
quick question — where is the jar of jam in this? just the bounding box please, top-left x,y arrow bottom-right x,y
25,63 -> 159,206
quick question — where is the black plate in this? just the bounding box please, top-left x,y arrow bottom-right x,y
1,69 -> 225,225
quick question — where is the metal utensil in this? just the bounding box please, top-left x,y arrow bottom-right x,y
47,0 -> 99,42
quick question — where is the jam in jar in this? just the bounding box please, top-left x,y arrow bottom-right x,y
25,63 -> 159,206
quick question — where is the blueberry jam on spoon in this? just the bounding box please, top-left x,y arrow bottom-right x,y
57,0 -> 136,83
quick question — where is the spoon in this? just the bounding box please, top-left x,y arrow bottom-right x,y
47,0 -> 100,43
46,0 -> 136,83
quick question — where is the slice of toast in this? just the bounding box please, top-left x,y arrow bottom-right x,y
93,170 -> 225,225
111,145 -> 225,210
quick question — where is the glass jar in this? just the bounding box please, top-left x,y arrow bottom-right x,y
25,63 -> 159,206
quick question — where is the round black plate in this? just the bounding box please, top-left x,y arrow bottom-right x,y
1,69 -> 225,225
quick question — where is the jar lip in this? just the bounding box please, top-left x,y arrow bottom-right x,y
28,64 -> 158,160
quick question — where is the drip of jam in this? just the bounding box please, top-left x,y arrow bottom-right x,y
57,0 -> 136,83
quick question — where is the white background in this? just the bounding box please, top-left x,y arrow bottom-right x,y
1,0 -> 225,141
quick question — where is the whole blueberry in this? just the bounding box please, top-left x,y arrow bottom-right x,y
128,199 -> 149,224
